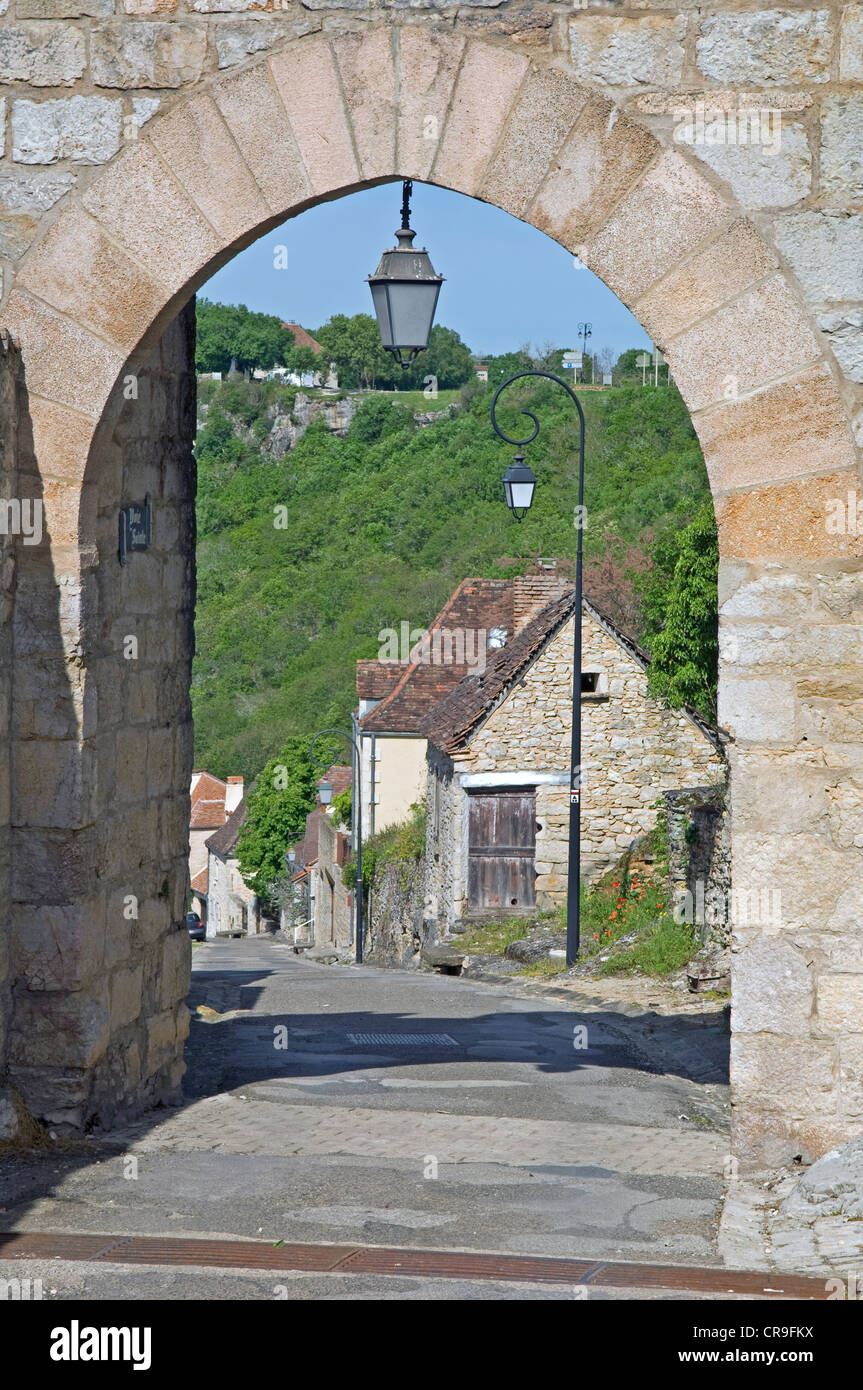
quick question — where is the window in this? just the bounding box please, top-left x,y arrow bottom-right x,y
581,671 -> 609,698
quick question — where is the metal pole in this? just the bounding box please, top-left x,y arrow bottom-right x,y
489,370 -> 586,967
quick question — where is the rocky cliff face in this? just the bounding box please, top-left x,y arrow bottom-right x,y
265,393 -> 358,457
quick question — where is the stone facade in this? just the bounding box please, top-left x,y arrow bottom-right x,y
0,2 -> 860,1166
426,603 -> 726,930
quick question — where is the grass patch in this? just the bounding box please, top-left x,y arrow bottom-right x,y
596,917 -> 695,977
518,956 -> 568,978
572,864 -> 698,978
457,917 -> 536,955
376,388 -> 462,411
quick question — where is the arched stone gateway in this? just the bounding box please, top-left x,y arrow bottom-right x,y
1,10 -> 862,1170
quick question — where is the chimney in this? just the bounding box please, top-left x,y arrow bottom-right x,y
512,566 -> 573,632
225,776 -> 244,814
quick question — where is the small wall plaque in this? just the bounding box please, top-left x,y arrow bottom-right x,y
118,494 -> 151,565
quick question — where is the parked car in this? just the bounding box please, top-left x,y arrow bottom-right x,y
186,911 -> 205,942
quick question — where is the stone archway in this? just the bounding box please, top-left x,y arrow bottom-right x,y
1,19 -> 862,1169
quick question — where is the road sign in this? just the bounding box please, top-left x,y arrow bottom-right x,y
562,351 -> 582,367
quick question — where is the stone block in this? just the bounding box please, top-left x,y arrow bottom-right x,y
333,28 -> 395,181
817,311 -> 863,384
12,95 -> 123,165
731,1034 -> 837,1113
715,474 -> 863,562
216,15 -> 319,68
774,211 -> 863,304
840,3 -> 863,80
396,26 -> 464,182
150,93 -> 270,246
584,149 -> 729,305
20,0 -> 112,12
0,24 -> 85,86
10,984 -> 110,1069
696,10 -> 833,85
696,364 -> 857,493
691,123 -> 810,209
110,963 -> 143,1029
12,739 -> 95,830
212,64 -> 311,213
0,170 -> 75,214
569,15 -> 685,88
82,144 -> 220,294
91,22 -> 207,89
16,208 -> 167,352
732,937 -> 813,1033
668,275 -> 820,413
820,94 -> 863,201
636,218 -> 777,344
718,675 -> 796,743
12,899 -> 106,992
818,975 -> 863,1033
269,39 -> 359,195
482,66 -> 589,219
432,40 -> 529,196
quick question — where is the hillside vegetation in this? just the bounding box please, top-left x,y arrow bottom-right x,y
192,373 -> 716,779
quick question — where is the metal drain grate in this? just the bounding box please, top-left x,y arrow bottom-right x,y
346,1032 -> 458,1047
0,1232 -> 831,1297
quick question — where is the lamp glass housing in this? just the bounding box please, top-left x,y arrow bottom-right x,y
502,455 -> 536,520
368,227 -> 443,368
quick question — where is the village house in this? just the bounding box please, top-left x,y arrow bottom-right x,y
422,589 -> 725,932
356,572 -> 572,839
188,771 -> 244,925
203,797 -> 261,938
285,767 -> 353,952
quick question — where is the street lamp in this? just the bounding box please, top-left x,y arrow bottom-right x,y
501,453 -> 537,521
491,371 -> 586,968
368,180 -> 444,368
309,728 -> 364,963
578,322 -> 593,383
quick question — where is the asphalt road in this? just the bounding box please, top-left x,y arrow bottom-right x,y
0,938 -> 732,1299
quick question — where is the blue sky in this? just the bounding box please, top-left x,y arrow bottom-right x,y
202,181 -> 653,361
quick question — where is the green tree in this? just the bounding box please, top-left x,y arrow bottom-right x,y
235,738 -> 320,903
402,324 -> 474,391
640,502 -> 718,721
314,313 -> 396,390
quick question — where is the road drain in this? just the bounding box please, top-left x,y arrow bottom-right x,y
0,1232 -> 828,1297
346,1033 -> 458,1046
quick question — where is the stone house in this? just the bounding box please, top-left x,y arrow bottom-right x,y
188,770 -> 244,924
423,589 -> 725,932
356,573 -> 572,839
203,798 -> 261,938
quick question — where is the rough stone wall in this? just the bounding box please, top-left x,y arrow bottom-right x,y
0,2 -> 860,1164
7,302 -> 195,1132
367,854 -> 426,970
0,337 -> 21,1134
427,608 -> 726,930
665,784 -> 732,952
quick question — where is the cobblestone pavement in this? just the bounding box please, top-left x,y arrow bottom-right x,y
0,939 -> 734,1295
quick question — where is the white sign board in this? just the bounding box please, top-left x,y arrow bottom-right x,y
562,351 -> 582,368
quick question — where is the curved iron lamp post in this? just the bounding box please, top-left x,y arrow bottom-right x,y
490,370 -> 586,968
309,727 -> 364,963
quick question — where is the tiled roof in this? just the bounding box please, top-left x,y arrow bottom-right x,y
293,808 -> 325,869
421,591 -> 655,755
190,864 -> 208,895
321,764 -> 352,797
358,579 -> 514,734
205,797 -> 247,859
359,575 -> 572,735
356,660 -> 407,699
190,770 -> 227,829
281,322 -> 322,354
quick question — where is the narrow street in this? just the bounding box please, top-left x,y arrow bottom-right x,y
0,939 -> 745,1300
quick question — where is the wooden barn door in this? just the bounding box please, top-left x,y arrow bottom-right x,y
468,789 -> 536,913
